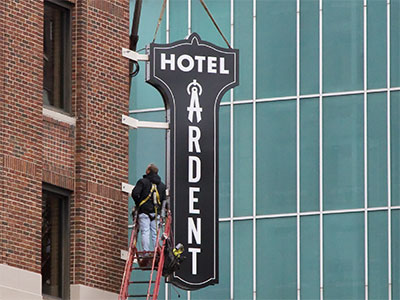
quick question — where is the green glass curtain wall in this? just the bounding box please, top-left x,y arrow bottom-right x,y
128,0 -> 400,298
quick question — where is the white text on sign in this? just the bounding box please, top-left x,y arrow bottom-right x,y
161,53 -> 229,75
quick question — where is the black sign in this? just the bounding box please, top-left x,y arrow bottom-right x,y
146,33 -> 239,290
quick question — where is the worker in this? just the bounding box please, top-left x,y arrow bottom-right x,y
132,163 -> 166,252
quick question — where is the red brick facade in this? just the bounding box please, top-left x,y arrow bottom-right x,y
0,0 -> 129,294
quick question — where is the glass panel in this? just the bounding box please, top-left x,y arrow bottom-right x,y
43,3 -> 69,112
256,0 -> 296,99
323,0 -> 363,93
367,92 -> 388,207
391,92 -> 400,206
130,111 -> 166,185
323,95 -> 364,210
367,0 -> 387,89
257,217 -> 297,299
170,0 -> 188,42
131,62 -> 166,110
219,105 -> 230,219
300,215 -> 320,299
234,104 -> 253,217
300,98 -> 320,212
256,101 -> 297,215
368,211 -> 388,299
130,0 -> 166,110
392,210 -> 400,299
191,222 -> 230,299
391,0 -> 400,87
234,0 -> 253,100
129,111 -> 166,225
300,0 -> 319,95
234,220 -> 253,299
42,191 -> 66,298
133,0 -> 166,50
191,0 -> 230,48
324,213 -> 364,299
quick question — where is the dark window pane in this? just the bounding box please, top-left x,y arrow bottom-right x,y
42,190 -> 68,298
43,3 -> 70,112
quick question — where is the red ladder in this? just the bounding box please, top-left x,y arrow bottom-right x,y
119,209 -> 172,300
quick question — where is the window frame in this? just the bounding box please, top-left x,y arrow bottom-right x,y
43,0 -> 72,114
42,183 -> 71,300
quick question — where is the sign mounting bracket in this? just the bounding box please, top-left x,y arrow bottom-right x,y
122,115 -> 169,129
122,48 -> 149,62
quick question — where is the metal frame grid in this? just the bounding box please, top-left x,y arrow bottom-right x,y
128,0 -> 400,299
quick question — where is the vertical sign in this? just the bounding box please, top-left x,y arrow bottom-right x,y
146,33 -> 239,290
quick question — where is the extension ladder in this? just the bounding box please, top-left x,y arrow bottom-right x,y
119,209 -> 172,300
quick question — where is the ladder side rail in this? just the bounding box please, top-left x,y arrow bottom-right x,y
119,210 -> 140,300
146,215 -> 165,299
152,212 -> 172,300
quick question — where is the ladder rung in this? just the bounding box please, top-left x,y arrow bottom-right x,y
128,295 -> 153,298
129,280 -> 156,284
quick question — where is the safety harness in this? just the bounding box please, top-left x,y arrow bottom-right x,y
139,183 -> 161,210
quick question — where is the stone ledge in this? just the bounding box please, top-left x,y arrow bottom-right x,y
0,264 -> 42,300
70,284 -> 118,300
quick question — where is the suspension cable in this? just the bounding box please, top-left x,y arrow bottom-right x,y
152,0 -> 167,43
199,0 -> 232,48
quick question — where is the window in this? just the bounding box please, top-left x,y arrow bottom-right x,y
41,186 -> 70,299
43,1 -> 71,113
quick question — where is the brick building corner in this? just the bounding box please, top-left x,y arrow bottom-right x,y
0,0 -> 130,299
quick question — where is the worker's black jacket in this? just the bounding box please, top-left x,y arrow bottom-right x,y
132,172 -> 166,215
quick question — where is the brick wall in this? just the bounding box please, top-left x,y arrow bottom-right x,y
0,0 -> 130,294
43,116 -> 75,191
71,0 -> 130,292
0,0 -> 44,273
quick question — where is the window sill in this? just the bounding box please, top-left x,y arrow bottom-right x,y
43,107 -> 76,126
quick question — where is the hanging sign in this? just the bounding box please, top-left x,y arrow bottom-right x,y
146,33 -> 239,290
